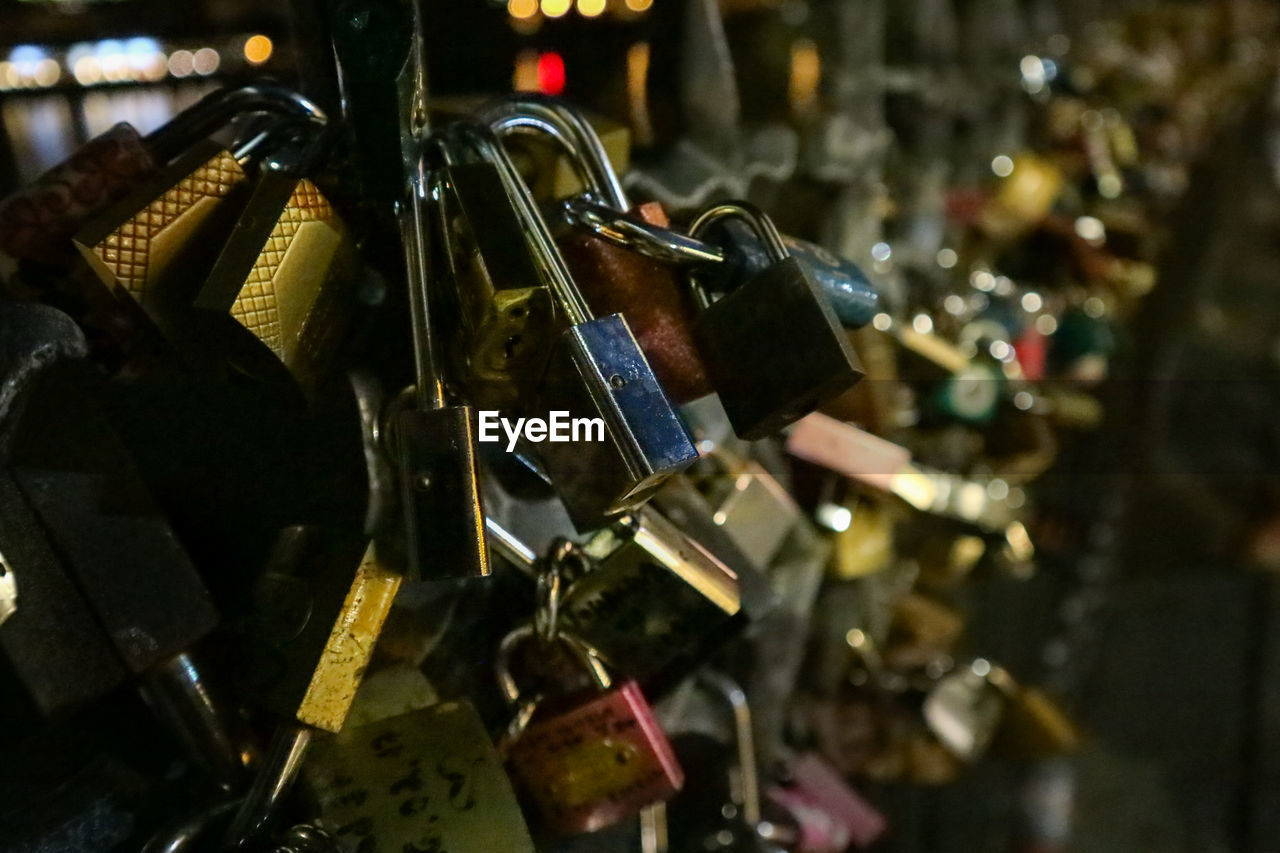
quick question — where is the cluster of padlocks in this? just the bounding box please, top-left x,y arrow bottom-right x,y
0,1 -> 1274,851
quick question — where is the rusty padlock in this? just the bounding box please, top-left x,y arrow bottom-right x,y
497,624 -> 684,835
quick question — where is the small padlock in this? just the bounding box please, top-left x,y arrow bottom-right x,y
306,701 -> 536,853
498,624 -> 684,835
389,153 -> 489,580
483,95 -> 713,404
688,202 -> 864,440
72,85 -> 325,307
560,506 -> 741,688
689,447 -> 802,570
920,661 -> 1008,763
449,121 -> 698,528
764,753 -> 887,853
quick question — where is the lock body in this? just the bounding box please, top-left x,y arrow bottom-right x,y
564,508 -> 740,684
534,313 -> 698,528
507,679 -> 684,834
557,201 -> 712,404
307,701 -> 535,852
695,256 -> 864,440
73,139 -> 250,304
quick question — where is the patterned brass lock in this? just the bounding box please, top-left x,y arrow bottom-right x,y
497,624 -> 684,835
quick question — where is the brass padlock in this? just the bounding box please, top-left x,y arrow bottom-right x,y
72,85 -> 325,309
306,700 -> 536,852
498,624 -> 684,835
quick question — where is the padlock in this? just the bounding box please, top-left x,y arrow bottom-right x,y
664,671 -> 781,853
306,701 -> 536,853
920,661 -> 1008,762
688,202 -> 864,440
389,151 -> 489,580
765,753 -> 887,853
689,447 -> 802,570
434,157 -> 558,406
498,624 -> 684,835
72,84 -> 326,309
174,128 -> 358,391
238,530 -> 402,735
448,121 -> 698,528
559,506 -> 741,688
483,94 -> 713,404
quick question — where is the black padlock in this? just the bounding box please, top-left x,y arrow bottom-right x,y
688,202 -> 864,441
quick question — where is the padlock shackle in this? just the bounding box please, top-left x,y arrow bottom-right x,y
398,157 -> 447,409
561,197 -> 726,267
443,122 -> 594,325
147,84 -> 326,164
688,201 -> 790,265
697,671 -> 761,827
482,95 -> 630,212
495,624 -> 613,707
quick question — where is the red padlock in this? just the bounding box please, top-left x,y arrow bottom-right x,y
497,624 -> 684,835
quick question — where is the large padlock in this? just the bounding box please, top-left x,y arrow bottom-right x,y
688,202 -> 864,440
388,150 -> 489,580
306,700 -> 535,853
483,94 -> 713,404
498,624 -> 684,835
179,127 -> 358,391
71,84 -> 326,310
448,121 -> 698,528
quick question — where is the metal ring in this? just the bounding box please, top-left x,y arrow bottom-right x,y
688,201 -> 790,264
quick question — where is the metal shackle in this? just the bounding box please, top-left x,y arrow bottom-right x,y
689,201 -> 790,266
481,94 -> 629,211
441,121 -> 594,325
148,84 -> 327,163
495,623 -> 613,708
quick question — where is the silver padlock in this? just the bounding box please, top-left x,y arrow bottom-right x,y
445,121 -> 698,529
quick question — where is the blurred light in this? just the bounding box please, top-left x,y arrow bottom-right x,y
168,49 -> 194,78
0,62 -> 17,90
33,58 -> 60,87
1074,215 -> 1106,245
993,275 -> 1014,296
192,47 -> 220,76
944,294 -> 966,315
936,247 -> 958,269
578,0 -> 606,16
1013,391 -> 1035,411
1098,173 -> 1123,199
513,49 -> 540,92
244,35 -> 273,65
508,0 -> 538,18
536,51 -> 565,95
125,37 -> 162,82
788,38 -> 820,117
626,42 -> 654,147
1035,314 -> 1058,335
872,313 -> 892,332
971,270 -> 996,291
972,658 -> 992,678
541,0 -> 571,17
624,0 -> 652,11
1021,291 -> 1043,313
871,241 -> 891,262
96,39 -> 126,83
73,56 -> 103,85
8,45 -> 47,65
816,503 -> 852,533
912,313 -> 933,335
987,478 -> 1010,501
1083,296 -> 1106,318
991,154 -> 1015,177
989,340 -> 1012,360
1020,54 -> 1045,94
